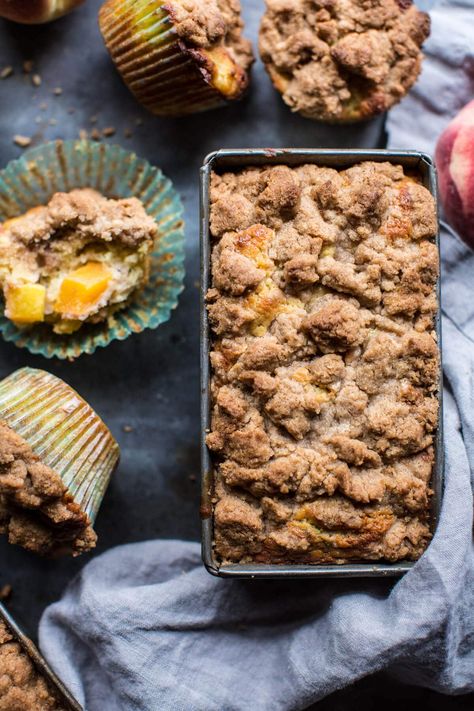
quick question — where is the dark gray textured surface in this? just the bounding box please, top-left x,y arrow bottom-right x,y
1,0 -> 470,709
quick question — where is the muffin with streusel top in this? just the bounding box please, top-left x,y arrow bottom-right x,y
259,0 -> 430,123
100,0 -> 254,116
0,188 -> 157,335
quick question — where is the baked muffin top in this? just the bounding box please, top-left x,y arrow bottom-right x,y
170,0 -> 254,73
0,421 -> 97,556
207,162 -> 439,565
259,0 -> 430,122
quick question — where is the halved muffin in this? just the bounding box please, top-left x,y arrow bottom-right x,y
259,0 -> 430,123
99,0 -> 254,116
0,189 -> 157,335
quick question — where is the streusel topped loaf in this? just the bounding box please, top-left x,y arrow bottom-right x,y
207,161 -> 439,565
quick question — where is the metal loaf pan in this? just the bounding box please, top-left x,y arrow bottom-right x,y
200,148 -> 444,579
0,602 -> 82,710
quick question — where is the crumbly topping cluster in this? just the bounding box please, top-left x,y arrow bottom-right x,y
259,0 -> 430,122
1,189 -> 157,251
207,162 -> 439,564
170,0 -> 254,71
0,620 -> 67,711
0,421 -> 96,556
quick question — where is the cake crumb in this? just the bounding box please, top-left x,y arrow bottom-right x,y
13,135 -> 32,148
102,126 -> 116,137
0,584 -> 12,601
90,128 -> 101,141
122,424 -> 134,433
23,60 -> 34,73
0,66 -> 13,79
53,87 -> 63,96
31,73 -> 42,87
39,101 -> 48,111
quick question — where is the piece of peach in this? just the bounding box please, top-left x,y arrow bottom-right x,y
0,0 -> 85,23
55,262 -> 112,317
5,283 -> 46,324
435,100 -> 474,247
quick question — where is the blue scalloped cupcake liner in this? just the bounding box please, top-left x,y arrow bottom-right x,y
0,140 -> 185,359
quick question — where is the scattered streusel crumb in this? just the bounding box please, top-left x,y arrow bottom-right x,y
23,60 -> 34,73
0,584 -> 12,601
53,87 -> 63,96
13,135 -> 32,148
90,128 -> 101,141
102,126 -> 116,137
0,66 -> 13,79
122,425 -> 134,433
31,74 -> 42,87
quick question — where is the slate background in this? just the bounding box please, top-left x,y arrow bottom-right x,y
0,0 -> 471,708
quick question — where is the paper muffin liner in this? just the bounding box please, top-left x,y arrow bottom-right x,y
99,0 -> 249,116
0,140 -> 185,359
0,367 -> 119,525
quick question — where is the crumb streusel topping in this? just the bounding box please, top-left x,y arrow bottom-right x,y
259,0 -> 430,122
170,0 -> 254,73
207,161 -> 439,564
0,421 -> 97,557
0,619 -> 68,710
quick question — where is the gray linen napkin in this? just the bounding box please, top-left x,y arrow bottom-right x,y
39,1 -> 474,708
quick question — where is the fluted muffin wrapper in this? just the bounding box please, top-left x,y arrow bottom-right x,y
0,367 -> 119,524
0,139 -> 185,359
99,0 -> 240,116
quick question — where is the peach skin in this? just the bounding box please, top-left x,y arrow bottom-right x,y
435,100 -> 474,248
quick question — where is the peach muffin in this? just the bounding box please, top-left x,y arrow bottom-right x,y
259,0 -> 430,122
0,189 -> 157,334
99,0 -> 254,116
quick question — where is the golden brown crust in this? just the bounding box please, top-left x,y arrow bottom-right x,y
208,162 -> 439,565
0,421 -> 96,557
258,0 -> 430,122
0,619 -> 67,710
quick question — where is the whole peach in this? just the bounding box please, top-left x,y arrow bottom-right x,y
0,0 -> 85,23
435,100 -> 474,247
